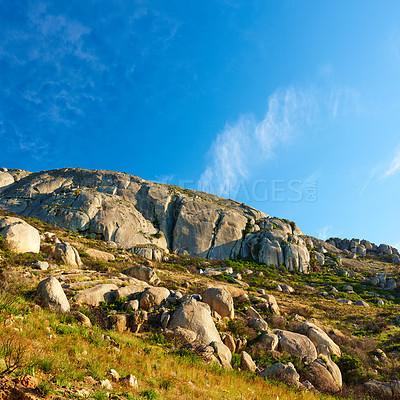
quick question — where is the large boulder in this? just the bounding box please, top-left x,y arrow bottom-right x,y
85,248 -> 115,262
168,302 -> 221,345
116,284 -> 148,300
139,287 -> 170,310
37,277 -> 70,313
0,217 -> 40,253
307,358 -> 342,393
55,242 -> 82,267
364,380 -> 396,399
125,266 -> 160,285
298,321 -> 341,357
259,362 -> 300,387
275,330 -> 317,363
210,341 -> 232,369
73,284 -> 118,306
202,287 -> 234,319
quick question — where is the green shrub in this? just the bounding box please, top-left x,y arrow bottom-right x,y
332,353 -> 365,384
140,389 -> 159,399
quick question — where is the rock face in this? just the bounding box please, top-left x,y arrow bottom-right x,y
0,217 -> 40,253
202,288 -> 234,319
37,277 -> 70,313
55,242 -> 82,267
168,302 -> 221,345
0,168 -> 310,271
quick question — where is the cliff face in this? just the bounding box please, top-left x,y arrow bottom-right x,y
0,167 -> 311,272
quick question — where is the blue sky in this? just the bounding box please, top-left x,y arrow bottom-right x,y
1,0 -> 400,248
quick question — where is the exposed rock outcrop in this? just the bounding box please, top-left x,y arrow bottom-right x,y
0,168 -> 310,272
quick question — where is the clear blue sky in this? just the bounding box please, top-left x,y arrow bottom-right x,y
1,0 -> 400,248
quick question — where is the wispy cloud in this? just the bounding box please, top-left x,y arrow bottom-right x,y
198,85 -> 358,196
382,148 -> 400,179
0,1 -> 181,165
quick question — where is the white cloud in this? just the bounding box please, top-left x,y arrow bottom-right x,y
198,84 -> 356,197
382,148 -> 400,179
318,226 -> 332,240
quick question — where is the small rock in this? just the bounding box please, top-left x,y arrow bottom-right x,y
248,318 -> 269,331
20,375 -> 39,389
100,379 -> 113,390
247,306 -> 262,319
121,374 -> 138,388
107,369 -> 120,382
240,351 -> 256,372
31,260 -> 49,270
354,300 -> 369,307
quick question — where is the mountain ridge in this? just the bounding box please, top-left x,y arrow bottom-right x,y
0,167 -> 398,271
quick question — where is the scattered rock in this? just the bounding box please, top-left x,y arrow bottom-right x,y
261,294 -> 280,315
73,311 -> 92,328
202,287 -> 234,319
248,318 -> 269,331
139,287 -> 170,310
55,242 -> 82,267
73,284 -> 118,306
31,260 -> 49,270
37,277 -> 70,313
100,379 -> 113,391
125,266 -> 160,285
85,248 -> 115,262
129,310 -> 148,333
247,306 -> 262,319
240,351 -> 256,372
211,341 -> 232,369
354,300 -> 369,307
298,321 -> 341,357
260,362 -> 300,387
275,330 -> 317,363
107,369 -> 120,382
0,217 -> 40,253
121,374 -> 138,388
108,314 -> 128,332
169,302 -> 221,345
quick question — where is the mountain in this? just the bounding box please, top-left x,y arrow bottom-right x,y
0,167 -> 316,272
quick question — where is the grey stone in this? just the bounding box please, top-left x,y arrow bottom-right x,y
168,302 -> 221,345
275,329 -> 317,363
139,287 -> 170,310
240,351 -> 256,372
74,284 -> 118,306
55,242 -> 82,267
37,277 -> 70,313
125,266 -> 160,285
0,217 -> 40,254
259,362 -> 300,387
202,287 -> 234,319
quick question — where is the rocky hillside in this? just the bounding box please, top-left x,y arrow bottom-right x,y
0,180 -> 400,400
0,167 -> 313,272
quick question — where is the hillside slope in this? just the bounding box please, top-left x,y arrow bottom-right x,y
0,167 -> 314,272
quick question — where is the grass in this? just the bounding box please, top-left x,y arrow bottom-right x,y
1,209 -> 400,398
